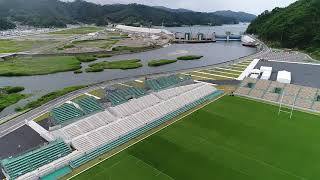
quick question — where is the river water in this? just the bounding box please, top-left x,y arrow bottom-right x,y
0,24 -> 255,117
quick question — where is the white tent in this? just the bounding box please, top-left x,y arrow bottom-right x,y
260,66 -> 272,73
261,71 -> 272,80
277,70 -> 291,84
251,69 -> 261,75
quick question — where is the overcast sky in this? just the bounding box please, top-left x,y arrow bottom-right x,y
72,0 -> 297,15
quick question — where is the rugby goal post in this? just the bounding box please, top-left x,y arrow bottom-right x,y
278,90 -> 297,119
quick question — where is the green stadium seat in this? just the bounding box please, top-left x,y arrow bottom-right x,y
52,103 -> 84,125
0,140 -> 72,180
76,97 -> 103,114
107,87 -> 147,106
146,75 -> 192,91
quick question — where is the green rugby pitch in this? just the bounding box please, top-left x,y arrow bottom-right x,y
72,96 -> 320,180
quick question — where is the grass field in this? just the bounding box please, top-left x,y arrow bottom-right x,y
72,96 -> 320,180
50,27 -> 104,35
87,59 -> 142,71
0,40 -> 50,53
0,56 -> 81,76
148,59 -> 177,67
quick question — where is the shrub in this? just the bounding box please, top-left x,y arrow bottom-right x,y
148,59 -> 177,67
247,83 -> 255,88
177,55 -> 203,60
274,87 -> 283,94
4,86 -> 25,94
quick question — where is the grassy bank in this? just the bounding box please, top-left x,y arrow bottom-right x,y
76,55 -> 97,62
305,48 -> 320,60
0,94 -> 27,112
177,55 -> 203,60
50,27 -> 104,35
148,59 -> 177,67
73,96 -> 320,180
0,86 -> 26,112
16,85 -> 86,112
87,59 -> 142,72
0,56 -> 81,76
112,46 -> 156,53
0,40 -> 50,53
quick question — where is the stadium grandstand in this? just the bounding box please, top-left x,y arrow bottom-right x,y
0,140 -> 72,180
0,74 -> 223,180
106,87 -> 147,106
145,74 -> 192,91
51,97 -> 103,125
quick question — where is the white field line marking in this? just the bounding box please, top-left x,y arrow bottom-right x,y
133,155 -> 175,180
67,94 -> 225,180
213,67 -> 243,73
231,64 -> 248,68
135,80 -> 144,83
193,71 -> 234,79
204,69 -> 240,76
181,73 -> 216,80
199,136 -> 306,180
118,83 -> 132,87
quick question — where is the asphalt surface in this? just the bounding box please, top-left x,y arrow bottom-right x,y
255,61 -> 320,88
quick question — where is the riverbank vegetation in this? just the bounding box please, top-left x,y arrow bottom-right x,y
16,85 -> 86,112
74,70 -> 83,74
0,56 -> 81,76
0,86 -> 26,112
148,59 -> 177,67
76,55 -> 97,62
247,0 -> 320,60
177,55 -> 204,60
94,54 -> 112,58
112,46 -> 156,53
87,59 -> 142,72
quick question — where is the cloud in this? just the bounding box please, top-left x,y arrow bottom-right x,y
68,0 -> 297,15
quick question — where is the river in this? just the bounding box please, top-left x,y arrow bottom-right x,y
0,24 -> 256,117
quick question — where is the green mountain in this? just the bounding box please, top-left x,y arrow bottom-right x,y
213,10 -> 256,22
0,0 -> 239,29
247,0 -> 320,53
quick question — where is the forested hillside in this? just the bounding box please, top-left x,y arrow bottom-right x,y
247,0 -> 320,58
0,18 -> 16,30
0,0 -> 240,29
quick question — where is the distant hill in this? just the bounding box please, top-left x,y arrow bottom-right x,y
247,0 -> 320,51
0,0 -> 239,29
154,7 -> 256,22
153,6 -> 194,13
213,10 -> 256,22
